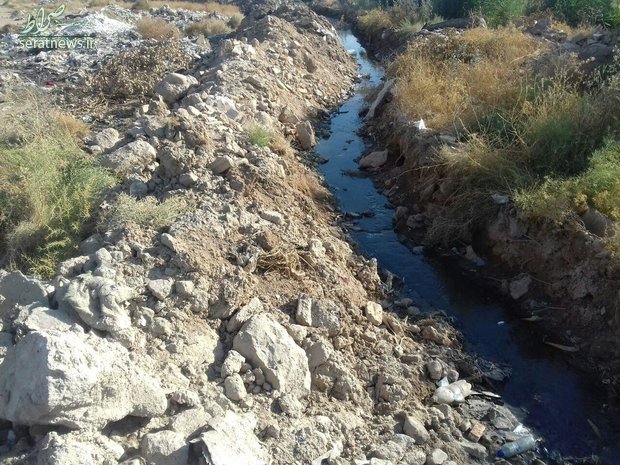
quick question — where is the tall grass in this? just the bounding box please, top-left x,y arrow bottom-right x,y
390,27 -> 620,243
390,27 -> 544,130
0,93 -> 115,277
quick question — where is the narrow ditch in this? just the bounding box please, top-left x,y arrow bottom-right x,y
318,28 -> 620,464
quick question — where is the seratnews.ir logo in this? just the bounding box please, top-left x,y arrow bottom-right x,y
18,4 -> 95,49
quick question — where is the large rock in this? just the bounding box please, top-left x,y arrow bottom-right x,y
155,73 -> 199,104
233,314 -> 311,398
33,431 -> 124,465
63,274 -> 136,333
359,150 -> 388,169
0,328 -> 167,429
296,121 -> 316,150
194,411 -> 267,465
102,140 -> 157,175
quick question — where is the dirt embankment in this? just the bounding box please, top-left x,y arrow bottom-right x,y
0,1 -> 547,465
355,21 -> 620,394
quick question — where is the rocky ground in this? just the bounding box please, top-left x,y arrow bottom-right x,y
0,2 -> 570,465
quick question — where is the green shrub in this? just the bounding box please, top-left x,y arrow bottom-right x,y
247,124 -> 273,147
0,128 -> 115,278
469,0 -> 527,26
103,193 -> 191,231
548,0 -> 616,26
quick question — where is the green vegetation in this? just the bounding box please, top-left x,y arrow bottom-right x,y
353,0 -> 620,30
389,27 -> 620,244
0,93 -> 115,278
247,124 -> 274,147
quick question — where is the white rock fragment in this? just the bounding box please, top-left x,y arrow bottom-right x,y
403,415 -> 430,444
233,314 -> 311,398
102,140 -> 157,175
296,121 -> 316,150
260,210 -> 284,225
194,411 -> 267,465
154,73 -> 198,104
141,430 -> 189,465
148,279 -> 174,301
365,301 -> 383,326
221,350 -> 245,378
63,274 -> 135,333
0,329 -> 167,429
224,374 -> 247,401
210,156 -> 234,174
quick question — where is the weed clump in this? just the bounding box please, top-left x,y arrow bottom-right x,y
103,193 -> 191,231
136,17 -> 180,40
247,125 -> 273,147
185,17 -> 231,37
0,92 -> 115,278
92,38 -> 191,100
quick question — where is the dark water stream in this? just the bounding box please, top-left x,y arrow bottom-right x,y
317,29 -> 620,464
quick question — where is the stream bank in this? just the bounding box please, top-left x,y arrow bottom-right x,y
316,27 -> 620,464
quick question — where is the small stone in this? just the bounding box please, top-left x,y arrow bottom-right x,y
426,360 -> 443,381
179,172 -> 198,187
296,294 -> 313,326
210,156 -> 234,175
221,350 -> 245,378
148,279 -> 174,301
296,121 -> 316,150
509,274 -> 532,300
468,422 -> 486,442
224,374 -> 247,401
365,301 -> 383,326
141,431 -> 188,465
403,415 -> 430,444
459,441 -> 487,460
306,339 -> 333,369
426,449 -> 448,465
359,150 -> 388,169
260,210 -> 284,225
160,233 -> 177,252
175,281 -> 195,298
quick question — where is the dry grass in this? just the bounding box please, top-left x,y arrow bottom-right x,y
270,132 -> 294,158
289,172 -> 329,202
103,193 -> 191,231
390,27 -> 547,130
133,0 -> 240,15
51,112 -> 90,141
256,247 -> 303,277
184,17 -> 230,37
91,38 -> 191,100
136,17 -> 180,40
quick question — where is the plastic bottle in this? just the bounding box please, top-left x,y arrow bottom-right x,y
496,436 -> 537,458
